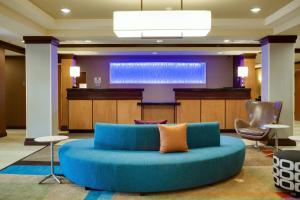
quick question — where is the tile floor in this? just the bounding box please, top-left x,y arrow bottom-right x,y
0,130 -> 44,170
294,120 -> 300,135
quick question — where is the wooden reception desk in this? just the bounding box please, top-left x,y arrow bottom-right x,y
66,88 -> 250,131
67,88 -> 144,131
174,88 -> 251,129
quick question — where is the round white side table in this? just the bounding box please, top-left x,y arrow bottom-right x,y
34,135 -> 69,184
264,124 -> 290,153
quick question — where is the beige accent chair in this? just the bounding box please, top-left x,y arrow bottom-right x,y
234,100 -> 283,148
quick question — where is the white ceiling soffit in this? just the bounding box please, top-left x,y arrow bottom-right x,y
26,0 -> 292,19
57,46 -> 261,55
0,0 -> 55,29
0,0 -> 299,52
265,0 -> 300,34
0,0 -> 273,39
0,0 -> 269,31
4,49 -> 24,56
0,3 -> 45,37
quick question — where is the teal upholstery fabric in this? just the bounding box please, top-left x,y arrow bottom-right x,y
59,135 -> 245,193
94,122 -> 220,150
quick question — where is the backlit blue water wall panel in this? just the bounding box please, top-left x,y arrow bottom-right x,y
110,62 -> 206,84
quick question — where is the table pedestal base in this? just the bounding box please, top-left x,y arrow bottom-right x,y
34,136 -> 69,185
39,174 -> 62,184
266,131 -> 281,157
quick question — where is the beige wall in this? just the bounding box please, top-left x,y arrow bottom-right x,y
5,56 -> 26,128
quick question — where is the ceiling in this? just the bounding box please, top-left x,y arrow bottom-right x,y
0,0 -> 300,56
29,0 -> 292,19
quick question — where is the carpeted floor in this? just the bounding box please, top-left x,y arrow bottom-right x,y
0,137 -> 297,200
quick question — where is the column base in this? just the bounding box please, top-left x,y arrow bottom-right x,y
0,131 -> 7,137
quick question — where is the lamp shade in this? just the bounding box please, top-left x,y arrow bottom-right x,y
237,66 -> 248,78
113,10 -> 211,38
70,66 -> 80,77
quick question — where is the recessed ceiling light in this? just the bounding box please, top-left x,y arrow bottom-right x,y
21,40 -> 24,43
250,7 -> 261,13
85,40 -> 92,43
152,52 -> 158,55
156,39 -> 163,43
224,39 -> 230,43
61,8 -> 71,14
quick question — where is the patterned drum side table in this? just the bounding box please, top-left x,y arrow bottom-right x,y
273,150 -> 300,197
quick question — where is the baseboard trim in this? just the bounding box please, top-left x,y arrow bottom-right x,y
68,129 -> 94,133
68,129 -> 234,133
0,131 -> 7,137
221,129 -> 236,133
14,160 -> 60,166
6,126 -> 26,129
60,125 -> 68,131
267,138 -> 296,146
24,138 -> 49,146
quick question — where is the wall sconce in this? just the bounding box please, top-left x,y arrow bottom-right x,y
70,66 -> 80,88
237,66 -> 248,88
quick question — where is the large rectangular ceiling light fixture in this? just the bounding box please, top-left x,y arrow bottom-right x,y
113,11 -> 211,38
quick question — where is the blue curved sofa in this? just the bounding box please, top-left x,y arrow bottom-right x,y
59,122 -> 245,193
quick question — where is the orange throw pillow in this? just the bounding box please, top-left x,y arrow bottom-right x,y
158,123 -> 188,153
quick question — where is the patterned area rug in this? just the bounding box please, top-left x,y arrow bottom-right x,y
0,138 -> 297,200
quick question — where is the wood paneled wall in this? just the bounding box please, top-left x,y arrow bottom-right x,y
93,100 -> 117,125
60,56 -> 75,129
68,99 -> 141,130
176,100 -> 201,123
254,68 -> 262,98
143,105 -> 175,123
5,56 -> 26,129
244,56 -> 257,99
117,100 -> 141,124
0,48 -> 6,137
225,100 -> 248,128
176,99 -> 248,129
201,100 -> 226,129
69,100 -> 93,129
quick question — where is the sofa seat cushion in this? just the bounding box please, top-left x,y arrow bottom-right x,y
238,127 -> 266,136
59,135 -> 245,193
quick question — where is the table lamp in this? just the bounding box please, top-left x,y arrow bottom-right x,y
237,66 -> 248,88
70,66 -> 80,88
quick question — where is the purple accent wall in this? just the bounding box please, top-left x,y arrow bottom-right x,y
76,55 -> 233,102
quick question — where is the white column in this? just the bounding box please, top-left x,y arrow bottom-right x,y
260,36 -> 297,138
0,48 -> 6,137
24,37 -> 59,140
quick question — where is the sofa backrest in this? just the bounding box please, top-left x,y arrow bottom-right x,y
94,122 -> 220,151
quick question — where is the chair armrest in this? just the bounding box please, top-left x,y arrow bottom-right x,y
234,119 -> 250,129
